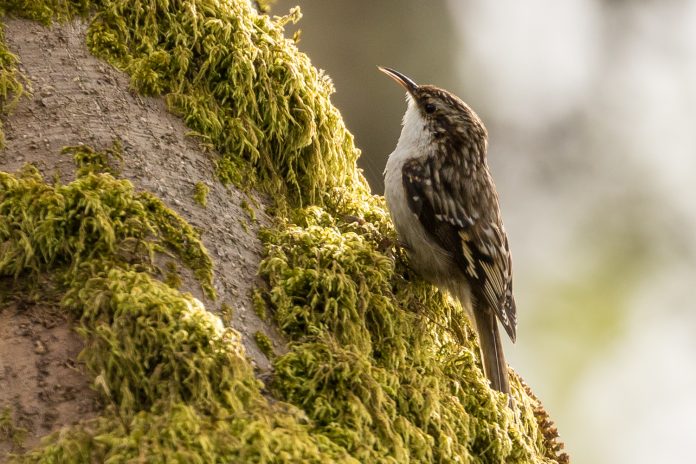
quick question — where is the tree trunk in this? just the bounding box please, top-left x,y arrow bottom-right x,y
0,2 -> 568,463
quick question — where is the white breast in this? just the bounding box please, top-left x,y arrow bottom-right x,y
383,98 -> 456,283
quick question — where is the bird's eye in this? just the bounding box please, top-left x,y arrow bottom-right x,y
424,103 -> 436,114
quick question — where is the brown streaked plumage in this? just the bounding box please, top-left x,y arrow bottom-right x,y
380,66 -> 516,395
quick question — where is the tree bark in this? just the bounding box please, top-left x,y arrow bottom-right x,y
0,3 -> 568,463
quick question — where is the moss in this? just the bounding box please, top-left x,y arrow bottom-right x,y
64,141 -> 122,176
0,1 -> 96,25
163,260 -> 182,290
254,331 -> 275,359
82,0 -> 367,207
519,376 -> 570,464
1,1 -> 567,462
253,0 -> 277,15
17,267 -> 360,462
5,0 -> 363,205
0,163 -> 354,463
139,192 -> 216,299
0,156 -> 214,301
0,407 -> 27,451
64,268 -> 258,416
0,22 -> 29,149
22,404 -> 358,463
240,198 -> 257,223
258,204 -> 565,463
219,302 -> 234,326
193,181 -> 209,207
252,287 -> 268,321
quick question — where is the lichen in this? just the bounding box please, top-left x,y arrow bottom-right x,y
193,180 -> 209,207
0,0 -> 567,462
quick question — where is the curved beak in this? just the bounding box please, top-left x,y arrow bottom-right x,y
378,66 -> 418,94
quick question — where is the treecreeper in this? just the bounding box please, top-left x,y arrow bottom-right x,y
380,67 -> 516,394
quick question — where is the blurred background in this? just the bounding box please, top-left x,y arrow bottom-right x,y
274,1 -> 696,462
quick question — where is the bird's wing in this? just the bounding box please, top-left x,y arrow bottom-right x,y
402,156 -> 517,341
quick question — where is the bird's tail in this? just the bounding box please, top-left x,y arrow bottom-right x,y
473,309 -> 510,394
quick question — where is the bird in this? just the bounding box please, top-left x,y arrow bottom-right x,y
379,66 -> 516,394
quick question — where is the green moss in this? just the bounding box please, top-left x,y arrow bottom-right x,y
0,156 -> 214,299
163,260 -> 181,290
219,302 -> 234,326
240,198 -> 257,223
4,0 -> 365,205
140,192 -> 216,299
64,140 -> 122,176
21,403 -> 358,463
0,1 -> 95,25
253,0 -> 277,15
0,163 -> 355,463
16,267 -> 359,462
0,407 -> 27,451
193,181 -> 209,207
258,204 -> 563,463
0,23 -> 29,149
254,331 -> 274,359
252,287 -> 268,321
82,0 -> 367,206
65,268 -> 257,416
0,1 -> 567,462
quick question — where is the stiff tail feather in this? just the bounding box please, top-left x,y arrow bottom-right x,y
473,309 -> 510,394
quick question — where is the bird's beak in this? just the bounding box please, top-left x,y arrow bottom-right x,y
378,66 -> 418,94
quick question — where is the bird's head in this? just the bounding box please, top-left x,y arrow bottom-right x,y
378,66 -> 488,162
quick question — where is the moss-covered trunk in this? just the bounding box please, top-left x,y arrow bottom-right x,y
0,1 -> 568,462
